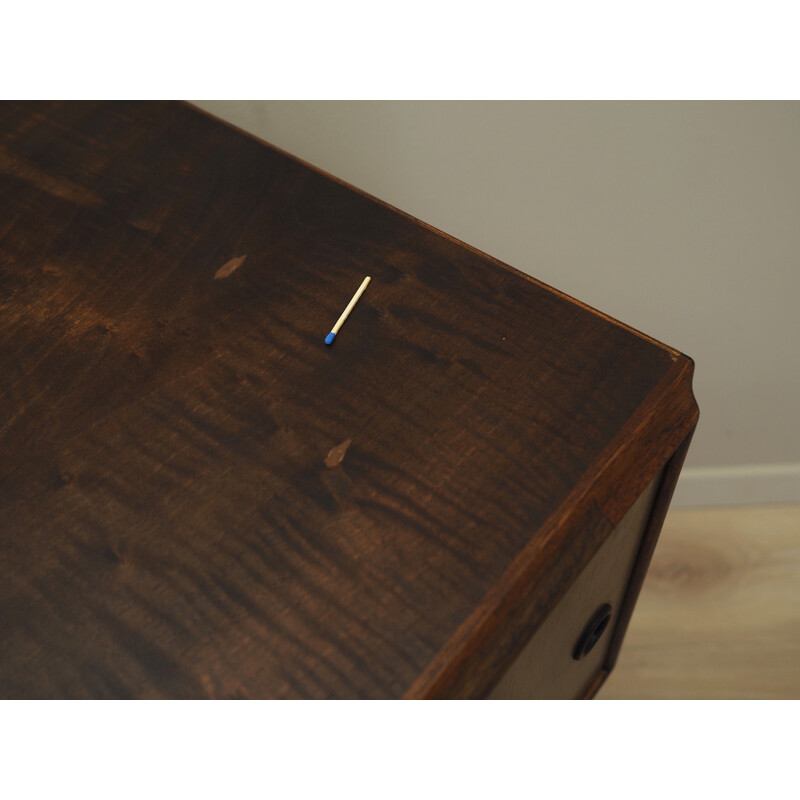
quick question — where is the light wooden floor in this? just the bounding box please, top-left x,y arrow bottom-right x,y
598,504 -> 800,699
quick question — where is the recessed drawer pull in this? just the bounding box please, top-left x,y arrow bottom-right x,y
573,604 -> 613,661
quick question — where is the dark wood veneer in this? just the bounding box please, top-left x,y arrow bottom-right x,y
0,101 -> 698,698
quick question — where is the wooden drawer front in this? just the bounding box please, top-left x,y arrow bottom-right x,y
488,473 -> 661,699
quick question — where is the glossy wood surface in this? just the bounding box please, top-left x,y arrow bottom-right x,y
0,102 -> 698,698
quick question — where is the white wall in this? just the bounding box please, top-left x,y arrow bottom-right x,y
193,102 -> 800,507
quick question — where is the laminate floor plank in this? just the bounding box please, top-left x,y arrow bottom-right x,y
599,504 -> 800,699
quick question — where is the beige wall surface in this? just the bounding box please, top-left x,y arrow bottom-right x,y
193,101 -> 800,506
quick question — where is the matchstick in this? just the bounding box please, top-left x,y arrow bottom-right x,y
325,276 -> 371,345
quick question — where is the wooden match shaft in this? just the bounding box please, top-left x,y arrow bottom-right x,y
326,276 -> 370,344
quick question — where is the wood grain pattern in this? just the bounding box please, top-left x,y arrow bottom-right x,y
599,505 -> 800,699
489,473 -> 661,699
0,101 -> 698,698
404,364 -> 697,698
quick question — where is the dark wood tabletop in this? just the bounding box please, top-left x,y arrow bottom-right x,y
0,101 -> 697,698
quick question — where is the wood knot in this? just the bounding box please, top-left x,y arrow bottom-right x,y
648,541 -> 734,592
325,439 -> 352,469
130,219 -> 162,234
214,255 -> 247,280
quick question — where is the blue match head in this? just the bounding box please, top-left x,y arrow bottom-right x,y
325,332 -> 335,345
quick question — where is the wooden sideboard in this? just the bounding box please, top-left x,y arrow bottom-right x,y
0,101 -> 698,698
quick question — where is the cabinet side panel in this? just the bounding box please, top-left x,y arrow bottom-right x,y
488,473 -> 661,699
602,426 -> 697,674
